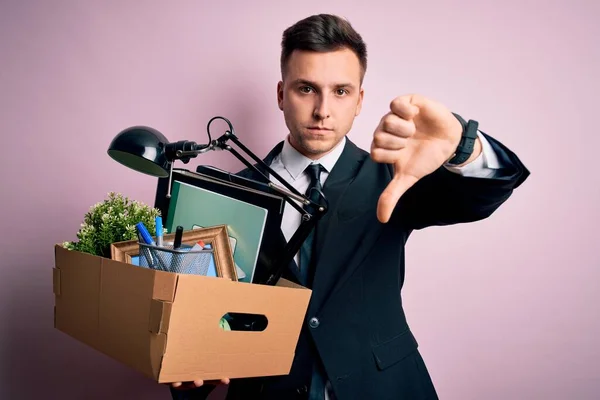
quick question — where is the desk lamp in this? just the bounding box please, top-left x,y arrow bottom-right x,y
107,116 -> 327,285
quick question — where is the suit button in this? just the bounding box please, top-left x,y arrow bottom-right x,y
309,317 -> 320,328
297,385 -> 308,394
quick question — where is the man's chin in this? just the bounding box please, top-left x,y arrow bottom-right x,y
291,134 -> 339,158
302,143 -> 335,158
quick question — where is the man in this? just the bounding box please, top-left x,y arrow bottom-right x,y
170,13 -> 529,400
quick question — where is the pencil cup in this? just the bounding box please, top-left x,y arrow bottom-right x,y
137,242 -> 213,275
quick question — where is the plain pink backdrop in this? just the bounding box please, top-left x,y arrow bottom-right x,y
1,1 -> 598,399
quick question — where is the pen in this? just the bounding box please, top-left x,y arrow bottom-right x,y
136,222 -> 168,271
155,216 -> 163,246
136,222 -> 155,268
170,225 -> 185,273
173,225 -> 184,249
136,222 -> 155,245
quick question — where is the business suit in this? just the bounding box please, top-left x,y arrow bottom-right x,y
171,129 -> 529,399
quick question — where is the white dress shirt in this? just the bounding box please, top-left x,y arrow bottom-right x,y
267,130 -> 502,399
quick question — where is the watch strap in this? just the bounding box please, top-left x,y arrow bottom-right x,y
447,113 -> 479,165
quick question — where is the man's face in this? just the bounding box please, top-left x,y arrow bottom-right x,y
277,48 -> 364,159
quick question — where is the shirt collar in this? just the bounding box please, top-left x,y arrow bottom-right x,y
280,135 -> 346,180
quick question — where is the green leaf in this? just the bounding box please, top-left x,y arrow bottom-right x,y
65,192 -> 162,258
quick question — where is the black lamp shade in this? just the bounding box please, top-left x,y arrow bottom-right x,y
107,126 -> 170,177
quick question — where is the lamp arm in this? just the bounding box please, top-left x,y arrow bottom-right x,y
224,133 -> 304,198
166,141 -> 211,162
206,117 -> 327,215
262,214 -> 316,285
206,117 -> 303,197
218,136 -> 315,216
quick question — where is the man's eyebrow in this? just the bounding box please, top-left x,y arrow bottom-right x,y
292,79 -> 356,89
292,79 -> 318,87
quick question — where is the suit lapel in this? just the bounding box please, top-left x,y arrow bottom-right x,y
312,140 -> 364,259
236,141 -> 285,183
309,140 -> 374,307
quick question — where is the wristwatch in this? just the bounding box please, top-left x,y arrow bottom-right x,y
446,113 -> 479,165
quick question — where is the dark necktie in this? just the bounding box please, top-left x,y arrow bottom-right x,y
299,163 -> 329,400
299,163 -> 324,287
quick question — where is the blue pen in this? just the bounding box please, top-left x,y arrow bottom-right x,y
136,222 -> 155,245
136,222 -> 168,271
155,216 -> 163,246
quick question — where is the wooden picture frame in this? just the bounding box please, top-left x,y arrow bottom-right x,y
110,225 -> 237,281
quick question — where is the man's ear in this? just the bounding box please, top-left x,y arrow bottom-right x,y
277,81 -> 284,111
355,87 -> 364,116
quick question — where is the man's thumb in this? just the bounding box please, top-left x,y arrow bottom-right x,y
376,174 -> 418,223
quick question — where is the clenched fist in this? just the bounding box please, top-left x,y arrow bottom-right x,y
371,94 -> 476,223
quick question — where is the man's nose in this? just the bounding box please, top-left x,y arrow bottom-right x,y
313,96 -> 331,119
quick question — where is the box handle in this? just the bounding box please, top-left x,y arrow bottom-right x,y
220,312 -> 268,332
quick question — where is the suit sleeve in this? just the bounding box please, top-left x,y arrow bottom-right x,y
442,130 -> 503,178
394,131 -> 530,230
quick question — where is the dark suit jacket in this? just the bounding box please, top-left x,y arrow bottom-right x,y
170,131 -> 529,400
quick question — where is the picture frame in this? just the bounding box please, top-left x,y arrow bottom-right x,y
110,225 -> 237,281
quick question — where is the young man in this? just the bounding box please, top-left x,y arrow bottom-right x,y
170,13 -> 529,400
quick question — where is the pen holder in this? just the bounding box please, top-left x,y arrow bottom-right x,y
138,242 -> 213,275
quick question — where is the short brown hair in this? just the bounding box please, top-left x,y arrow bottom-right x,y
280,14 -> 368,82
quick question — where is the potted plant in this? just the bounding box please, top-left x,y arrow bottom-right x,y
62,191 -> 161,258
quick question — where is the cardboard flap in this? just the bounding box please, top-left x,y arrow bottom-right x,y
152,272 -> 178,302
53,245 -> 177,381
98,258 -> 166,378
275,278 -> 305,289
53,245 -> 103,346
149,299 -> 172,335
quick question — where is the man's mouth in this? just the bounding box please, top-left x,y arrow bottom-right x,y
307,127 -> 333,132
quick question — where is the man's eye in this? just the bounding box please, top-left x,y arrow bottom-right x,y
336,89 -> 348,96
299,86 -> 313,93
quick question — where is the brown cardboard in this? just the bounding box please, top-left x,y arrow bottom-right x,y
53,244 -> 312,383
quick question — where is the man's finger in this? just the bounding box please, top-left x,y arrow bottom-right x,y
377,174 -> 418,223
170,382 -> 198,391
373,131 -> 408,151
390,96 -> 420,120
380,113 -> 416,138
370,147 -> 404,164
169,378 -> 229,388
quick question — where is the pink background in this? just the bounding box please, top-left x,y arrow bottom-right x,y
1,1 -> 598,399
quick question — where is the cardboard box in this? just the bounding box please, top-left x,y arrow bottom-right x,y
52,244 -> 311,383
